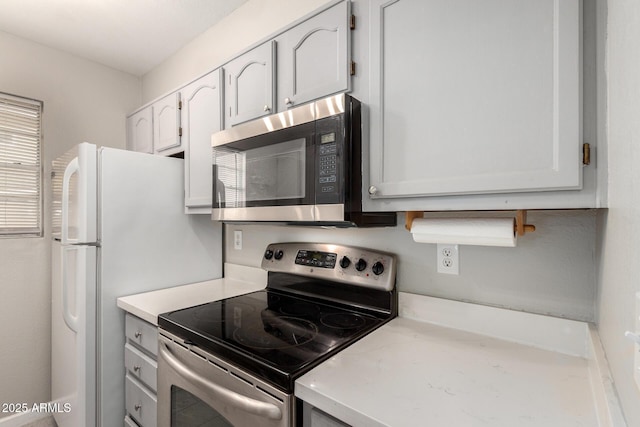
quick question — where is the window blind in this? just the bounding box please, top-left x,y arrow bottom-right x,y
0,93 -> 43,236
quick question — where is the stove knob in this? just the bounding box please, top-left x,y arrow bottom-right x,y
274,249 -> 284,260
355,258 -> 367,272
339,256 -> 351,269
264,249 -> 274,260
372,261 -> 384,276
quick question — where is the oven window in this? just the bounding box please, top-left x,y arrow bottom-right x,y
213,137 -> 309,208
171,386 -> 233,426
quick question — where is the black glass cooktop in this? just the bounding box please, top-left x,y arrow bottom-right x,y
158,288 -> 388,392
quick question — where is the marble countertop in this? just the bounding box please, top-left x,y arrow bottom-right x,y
296,293 -> 625,427
116,263 -> 266,325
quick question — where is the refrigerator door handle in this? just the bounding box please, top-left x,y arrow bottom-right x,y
61,246 -> 79,332
61,157 -> 80,244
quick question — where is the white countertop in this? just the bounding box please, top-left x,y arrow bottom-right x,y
296,293 -> 625,427
116,263 -> 266,325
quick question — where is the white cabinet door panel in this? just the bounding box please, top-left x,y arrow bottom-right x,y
369,0 -> 582,198
182,69 -> 223,210
224,41 -> 275,127
277,0 -> 350,110
127,107 -> 153,154
153,92 -> 181,153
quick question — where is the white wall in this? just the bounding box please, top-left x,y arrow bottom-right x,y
142,0 -> 331,103
0,31 -> 140,417
597,0 -> 640,425
226,210 -> 597,321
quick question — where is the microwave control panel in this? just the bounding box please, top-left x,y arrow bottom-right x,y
319,137 -> 337,189
315,115 -> 345,204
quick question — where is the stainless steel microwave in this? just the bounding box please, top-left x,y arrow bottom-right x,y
211,93 -> 396,227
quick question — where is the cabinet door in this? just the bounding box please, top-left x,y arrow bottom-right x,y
126,107 -> 153,154
224,41 -> 275,127
277,0 -> 350,110
182,69 -> 223,211
368,0 -> 582,199
153,92 -> 181,154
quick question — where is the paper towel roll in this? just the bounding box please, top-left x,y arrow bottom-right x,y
411,218 -> 517,247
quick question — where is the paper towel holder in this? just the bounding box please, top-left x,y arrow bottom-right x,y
405,210 -> 536,237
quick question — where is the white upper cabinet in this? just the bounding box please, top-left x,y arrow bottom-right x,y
277,0 -> 351,110
153,92 -> 182,155
182,69 -> 224,213
368,0 -> 583,201
224,41 -> 275,127
126,107 -> 153,154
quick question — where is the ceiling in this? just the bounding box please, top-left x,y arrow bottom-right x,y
0,0 -> 249,76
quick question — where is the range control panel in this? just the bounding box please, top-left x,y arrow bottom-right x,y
261,242 -> 396,292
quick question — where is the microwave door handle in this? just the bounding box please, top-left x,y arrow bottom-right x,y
159,343 -> 283,420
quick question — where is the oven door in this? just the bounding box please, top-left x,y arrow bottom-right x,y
212,120 -> 316,222
158,332 -> 293,427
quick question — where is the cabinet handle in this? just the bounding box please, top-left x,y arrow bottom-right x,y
263,105 -> 271,112
133,365 -> 141,372
134,331 -> 142,339
368,186 -> 378,195
284,98 -> 293,107
134,404 -> 142,411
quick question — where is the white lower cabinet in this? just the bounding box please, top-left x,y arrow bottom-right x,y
124,415 -> 139,427
125,343 -> 158,391
302,402 -> 349,427
124,313 -> 158,427
126,374 -> 157,427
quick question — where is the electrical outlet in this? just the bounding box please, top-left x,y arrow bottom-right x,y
233,230 -> 242,250
437,244 -> 459,275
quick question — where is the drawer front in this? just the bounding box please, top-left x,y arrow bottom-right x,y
125,343 -> 158,392
124,415 -> 139,427
126,374 -> 157,427
126,313 -> 158,356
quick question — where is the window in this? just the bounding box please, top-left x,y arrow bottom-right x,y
0,93 -> 43,237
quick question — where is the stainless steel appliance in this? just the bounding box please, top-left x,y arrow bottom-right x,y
211,94 -> 396,227
157,242 -> 397,426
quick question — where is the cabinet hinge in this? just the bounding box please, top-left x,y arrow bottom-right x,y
350,61 -> 356,76
178,100 -> 182,110
350,14 -> 356,30
179,127 -> 183,137
583,143 -> 591,166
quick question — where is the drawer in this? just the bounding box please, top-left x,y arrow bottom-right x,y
125,343 -> 157,392
125,313 -> 158,356
126,373 -> 157,427
124,415 -> 139,427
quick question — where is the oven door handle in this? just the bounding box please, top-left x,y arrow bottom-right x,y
159,343 -> 283,420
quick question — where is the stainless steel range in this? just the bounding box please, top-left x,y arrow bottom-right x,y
157,242 -> 397,427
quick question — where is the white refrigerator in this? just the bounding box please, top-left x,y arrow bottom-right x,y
51,143 -> 222,427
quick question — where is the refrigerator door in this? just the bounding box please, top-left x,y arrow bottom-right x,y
97,148 -> 223,427
51,241 -> 97,427
52,142 -> 97,244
